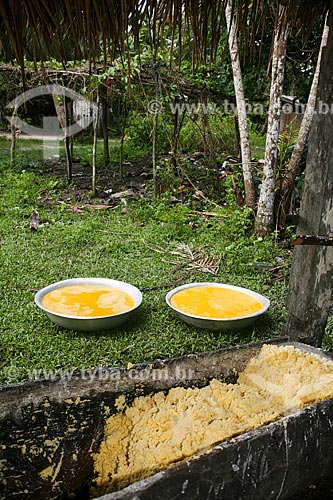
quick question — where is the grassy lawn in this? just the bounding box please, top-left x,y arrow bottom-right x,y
0,137 -> 331,385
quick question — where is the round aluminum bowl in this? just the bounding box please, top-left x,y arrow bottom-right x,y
166,282 -> 270,331
35,278 -> 142,332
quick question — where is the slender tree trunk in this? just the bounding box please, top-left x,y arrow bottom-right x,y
283,7 -> 333,347
52,93 -> 72,182
119,103 -> 127,179
100,83 -> 110,165
92,89 -> 100,195
52,94 -> 66,129
10,104 -> 18,168
255,4 -> 289,235
230,106 -> 241,157
225,0 -> 256,209
277,15 -> 329,226
64,97 -> 73,182
152,53 -> 161,199
152,108 -> 158,198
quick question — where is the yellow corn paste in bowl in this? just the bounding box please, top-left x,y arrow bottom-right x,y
170,285 -> 263,319
42,284 -> 135,317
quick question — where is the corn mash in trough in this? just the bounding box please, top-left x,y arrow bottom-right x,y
92,344 -> 333,496
1,340 -> 333,500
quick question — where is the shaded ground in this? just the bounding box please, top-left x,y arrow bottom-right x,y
42,153 -> 225,208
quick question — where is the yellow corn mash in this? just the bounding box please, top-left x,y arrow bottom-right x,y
92,344 -> 333,496
170,285 -> 263,318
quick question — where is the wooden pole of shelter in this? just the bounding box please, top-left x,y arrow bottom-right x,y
52,91 -> 72,182
283,5 -> 333,347
10,103 -> 18,169
92,88 -> 100,196
100,83 -> 110,165
152,57 -> 161,199
64,97 -> 73,182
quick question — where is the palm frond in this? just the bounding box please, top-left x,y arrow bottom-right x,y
0,0 -> 328,81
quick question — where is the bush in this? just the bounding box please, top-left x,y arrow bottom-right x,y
223,207 -> 255,236
123,108 -> 241,158
124,111 -> 172,156
178,113 -> 239,155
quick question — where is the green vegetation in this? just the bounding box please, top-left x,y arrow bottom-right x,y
0,139 -> 295,385
1,97 -> 332,385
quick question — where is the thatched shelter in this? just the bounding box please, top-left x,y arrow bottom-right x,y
0,1 -> 327,72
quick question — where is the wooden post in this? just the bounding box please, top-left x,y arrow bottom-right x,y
284,7 -> 333,346
10,103 -> 18,169
100,82 -> 110,165
92,88 -> 100,196
64,96 -> 73,182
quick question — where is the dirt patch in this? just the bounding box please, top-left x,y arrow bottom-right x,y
41,153 -> 223,208
42,156 -> 153,204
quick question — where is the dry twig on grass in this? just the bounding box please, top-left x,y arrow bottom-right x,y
164,244 -> 221,275
144,242 -> 220,277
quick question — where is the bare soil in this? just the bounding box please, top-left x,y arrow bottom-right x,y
41,153 -> 222,209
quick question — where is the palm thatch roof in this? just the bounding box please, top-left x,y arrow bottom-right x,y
0,0 -> 328,84
0,1 -> 221,67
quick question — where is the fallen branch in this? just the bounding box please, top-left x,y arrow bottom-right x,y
57,200 -> 119,210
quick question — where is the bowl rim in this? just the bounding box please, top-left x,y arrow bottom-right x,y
34,277 -> 143,320
165,282 -> 270,322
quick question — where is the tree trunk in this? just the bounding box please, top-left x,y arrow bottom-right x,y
225,0 -> 256,209
277,16 -> 329,227
52,94 -> 66,129
92,89 -> 100,195
152,50 -> 161,199
100,83 -> 110,165
119,103 -> 127,179
10,103 -> 18,169
230,106 -> 241,157
283,7 -> 333,347
64,97 -> 73,182
255,4 -> 289,235
52,92 -> 72,182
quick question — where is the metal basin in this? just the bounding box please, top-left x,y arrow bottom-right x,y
34,277 -> 142,331
166,282 -> 270,331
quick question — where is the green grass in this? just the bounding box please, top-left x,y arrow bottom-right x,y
249,123 -> 266,158
0,157 -> 297,385
4,135 -> 329,385
0,135 -> 121,171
